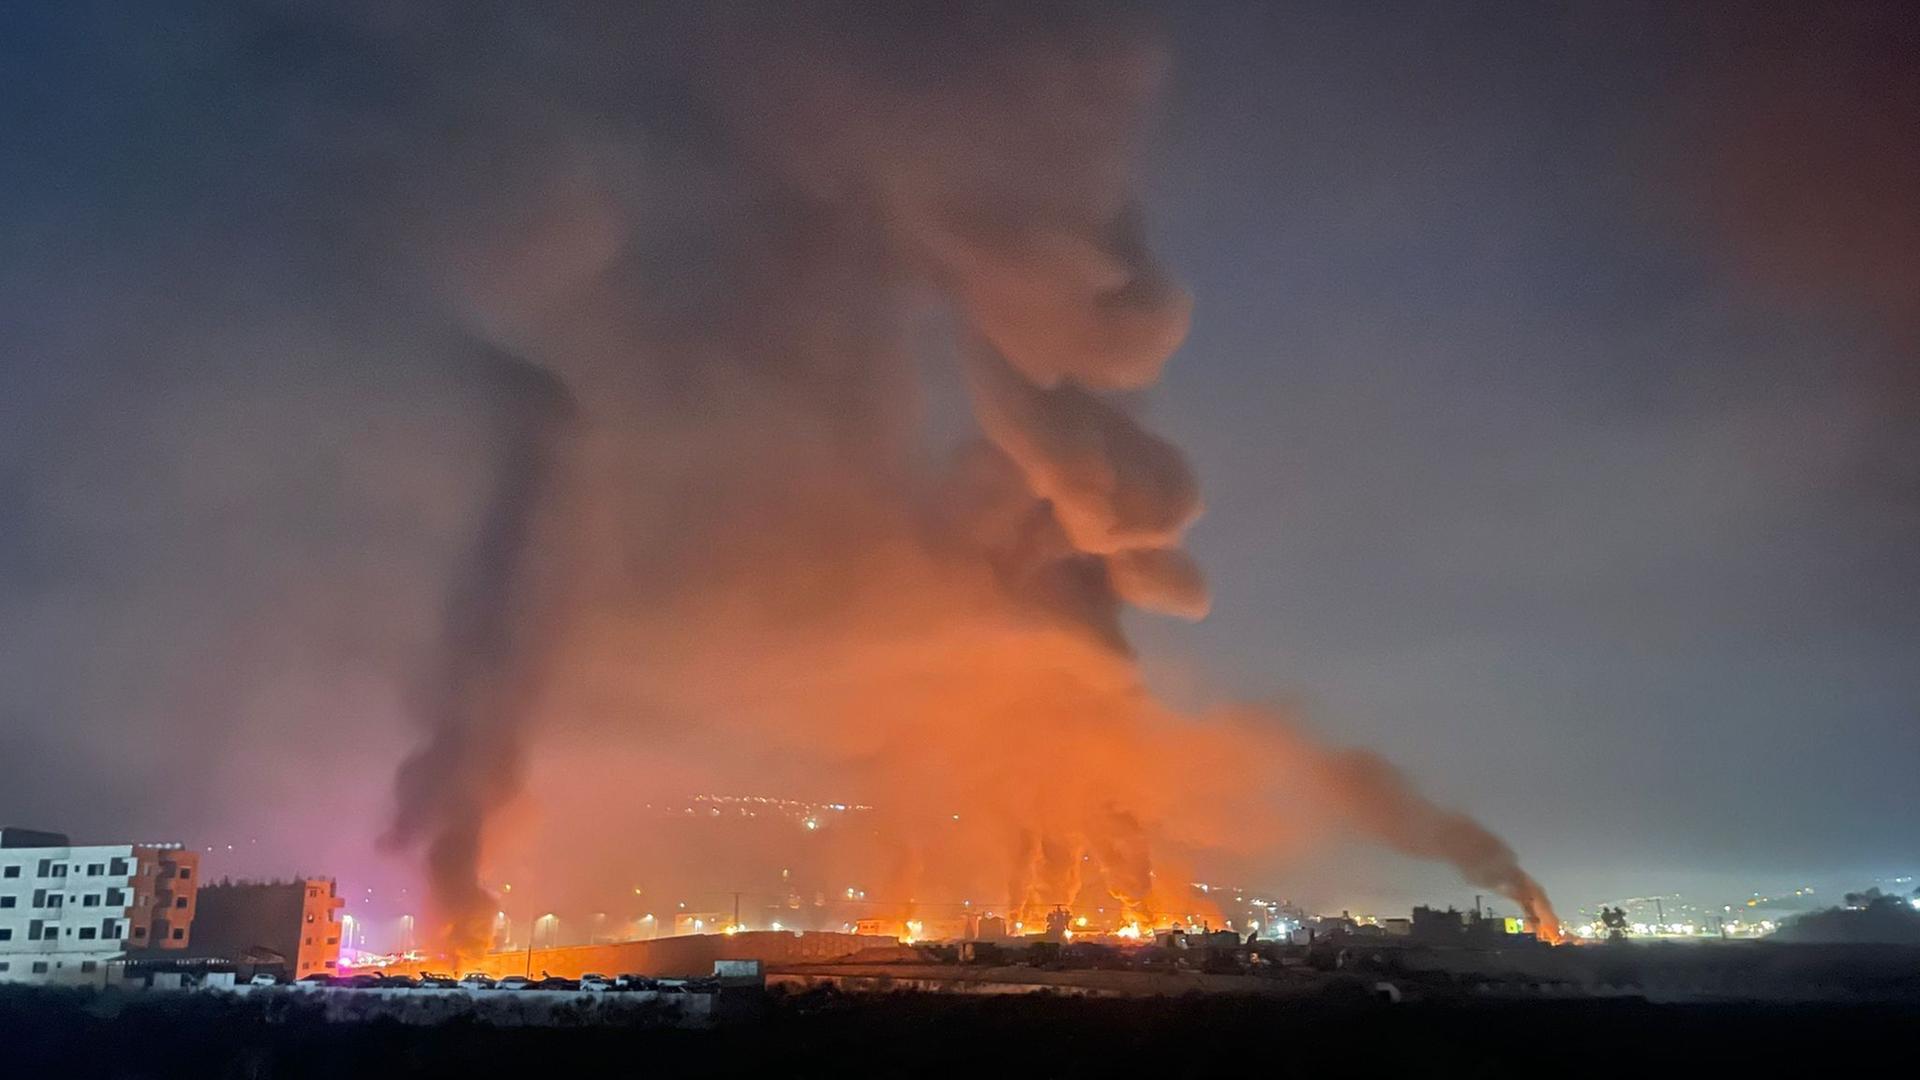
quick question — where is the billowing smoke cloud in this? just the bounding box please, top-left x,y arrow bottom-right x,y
372,5 -> 1559,948
0,2 -> 1561,954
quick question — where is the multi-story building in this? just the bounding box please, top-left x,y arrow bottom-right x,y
188,878 -> 344,979
0,827 -> 200,984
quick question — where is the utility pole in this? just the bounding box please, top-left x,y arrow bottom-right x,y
732,891 -> 742,931
1654,897 -> 1665,925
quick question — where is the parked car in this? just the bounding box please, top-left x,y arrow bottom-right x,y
341,974 -> 383,989
578,974 -> 613,992
378,974 -> 420,989
614,973 -> 657,991
247,973 -> 281,987
417,973 -> 459,988
496,974 -> 536,991
533,976 -> 578,991
297,973 -> 337,987
457,973 -> 496,990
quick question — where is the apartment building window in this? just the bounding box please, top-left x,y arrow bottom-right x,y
0,962 -> 9,972
80,961 -> 97,973
103,919 -> 120,939
2,865 -> 18,878
174,896 -> 188,908
133,927 -> 147,940
82,894 -> 100,907
109,858 -> 128,875
31,962 -> 49,974
177,867 -> 192,880
52,865 -> 67,878
106,888 -> 125,906
79,927 -> 97,940
325,936 -> 337,945
28,920 -> 44,940
0,928 -> 11,941
170,928 -> 184,940
86,864 -> 103,876
0,896 -> 14,908
36,859 -> 50,876
48,893 -> 64,908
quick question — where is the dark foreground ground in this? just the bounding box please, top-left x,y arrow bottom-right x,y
2,986 -> 1914,1078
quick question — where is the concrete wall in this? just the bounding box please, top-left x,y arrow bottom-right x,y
464,930 -> 899,979
244,985 -> 716,1027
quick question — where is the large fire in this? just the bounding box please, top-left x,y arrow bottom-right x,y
374,8 -> 1563,962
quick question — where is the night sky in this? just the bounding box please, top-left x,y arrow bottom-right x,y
1,2 -> 1914,923
1135,2 -> 1918,906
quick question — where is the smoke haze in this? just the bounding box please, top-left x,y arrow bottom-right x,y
0,1 -> 1666,952
377,3 -> 1563,948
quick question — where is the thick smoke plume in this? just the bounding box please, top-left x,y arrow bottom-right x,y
383,352 -> 574,957
355,5 -> 1562,952
0,3 -> 1559,954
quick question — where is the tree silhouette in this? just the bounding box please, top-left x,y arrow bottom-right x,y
1599,907 -> 1629,943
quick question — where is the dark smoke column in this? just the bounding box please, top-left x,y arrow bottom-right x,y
384,349 -> 574,961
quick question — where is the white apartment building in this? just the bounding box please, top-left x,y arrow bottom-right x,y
0,827 -> 200,985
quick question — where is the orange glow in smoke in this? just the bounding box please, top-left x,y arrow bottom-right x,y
395,16 -> 1562,959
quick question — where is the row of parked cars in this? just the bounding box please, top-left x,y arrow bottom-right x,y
260,971 -> 716,993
